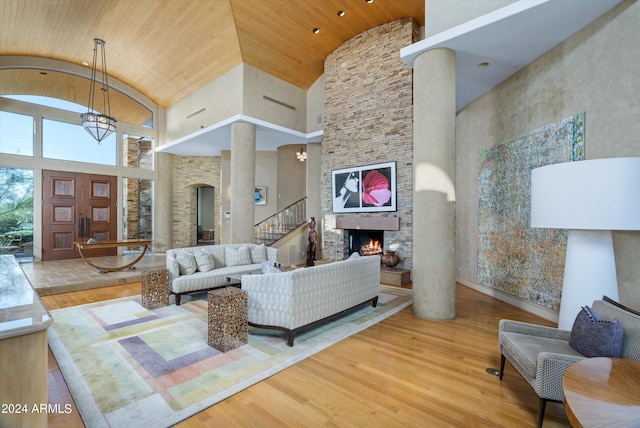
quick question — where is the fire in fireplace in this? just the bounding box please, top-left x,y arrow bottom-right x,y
347,229 -> 384,256
361,239 -> 383,256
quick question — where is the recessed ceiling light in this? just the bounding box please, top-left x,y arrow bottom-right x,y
337,10 -> 346,17
476,61 -> 490,69
312,27 -> 320,34
365,0 -> 374,3
82,61 -> 89,66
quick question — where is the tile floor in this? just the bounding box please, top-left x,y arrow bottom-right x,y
19,253 -> 166,295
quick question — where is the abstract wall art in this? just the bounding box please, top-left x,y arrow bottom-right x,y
477,112 -> 585,310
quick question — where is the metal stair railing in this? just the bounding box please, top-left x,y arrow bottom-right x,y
254,197 -> 307,246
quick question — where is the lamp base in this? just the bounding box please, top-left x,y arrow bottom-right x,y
557,229 -> 619,330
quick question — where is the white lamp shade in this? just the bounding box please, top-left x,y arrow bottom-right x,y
531,157 -> 640,230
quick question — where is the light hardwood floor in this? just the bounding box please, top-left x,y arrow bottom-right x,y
41,283 -> 570,427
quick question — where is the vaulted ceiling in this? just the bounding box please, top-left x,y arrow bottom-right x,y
0,0 -> 425,109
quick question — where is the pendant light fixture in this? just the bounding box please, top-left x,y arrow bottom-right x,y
296,146 -> 307,162
81,39 -> 117,143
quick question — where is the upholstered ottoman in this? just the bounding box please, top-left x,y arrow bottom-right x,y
141,268 -> 170,309
208,287 -> 248,352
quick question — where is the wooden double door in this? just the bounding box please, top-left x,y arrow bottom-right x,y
42,170 -> 117,261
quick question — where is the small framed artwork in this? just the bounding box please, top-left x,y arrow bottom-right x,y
254,186 -> 267,205
332,161 -> 396,213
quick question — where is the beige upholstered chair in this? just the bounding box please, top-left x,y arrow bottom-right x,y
498,298 -> 640,427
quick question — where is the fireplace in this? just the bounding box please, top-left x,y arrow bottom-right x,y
347,229 -> 384,256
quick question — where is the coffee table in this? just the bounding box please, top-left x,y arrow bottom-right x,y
563,357 -> 640,427
226,270 -> 262,286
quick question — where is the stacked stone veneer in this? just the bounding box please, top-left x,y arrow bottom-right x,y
321,18 -> 418,270
172,156 -> 221,248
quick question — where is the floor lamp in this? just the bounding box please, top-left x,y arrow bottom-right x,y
530,157 -> 640,330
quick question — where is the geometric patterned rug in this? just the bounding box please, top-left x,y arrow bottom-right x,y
48,285 -> 412,427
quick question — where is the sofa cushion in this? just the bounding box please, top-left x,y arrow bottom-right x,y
252,244 -> 267,263
225,245 -> 252,267
500,332 -> 582,378
176,252 -> 197,275
194,250 -> 214,272
569,306 -> 624,358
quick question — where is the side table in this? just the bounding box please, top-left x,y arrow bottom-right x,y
141,268 -> 170,309
208,287 -> 248,352
563,357 -> 640,427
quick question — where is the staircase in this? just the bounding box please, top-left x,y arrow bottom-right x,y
254,197 -> 307,246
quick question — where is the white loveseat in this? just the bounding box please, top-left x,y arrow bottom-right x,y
241,253 -> 381,346
166,243 -> 279,305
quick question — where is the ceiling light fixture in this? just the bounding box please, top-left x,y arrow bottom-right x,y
296,146 -> 307,162
337,10 -> 346,16
81,39 -> 117,143
476,61 -> 490,69
312,27 -> 320,34
365,0 -> 374,4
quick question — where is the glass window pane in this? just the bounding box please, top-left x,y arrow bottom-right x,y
123,133 -> 153,170
0,111 -> 34,156
43,118 -> 116,165
0,168 -> 34,260
123,178 -> 153,242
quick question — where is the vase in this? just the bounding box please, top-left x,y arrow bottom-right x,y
381,251 -> 401,268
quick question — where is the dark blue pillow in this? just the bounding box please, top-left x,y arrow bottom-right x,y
569,305 -> 624,358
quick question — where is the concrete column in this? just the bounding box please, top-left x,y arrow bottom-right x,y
154,152 -> 173,252
412,48 -> 456,320
230,121 -> 256,243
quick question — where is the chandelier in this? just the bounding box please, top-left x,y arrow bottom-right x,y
296,146 -> 307,162
81,39 -> 117,143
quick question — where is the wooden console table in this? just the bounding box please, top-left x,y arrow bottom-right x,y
74,239 -> 152,273
563,357 -> 640,427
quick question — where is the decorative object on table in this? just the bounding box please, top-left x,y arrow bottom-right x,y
208,287 -> 248,352
381,242 -> 401,268
381,251 -> 401,268
81,39 -> 117,143
141,268 -> 170,310
306,216 -> 317,266
332,161 -> 396,213
530,157 -> 640,329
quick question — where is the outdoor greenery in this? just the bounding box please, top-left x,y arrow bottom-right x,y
0,167 -> 33,254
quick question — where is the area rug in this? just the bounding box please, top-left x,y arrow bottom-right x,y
48,285 -> 412,427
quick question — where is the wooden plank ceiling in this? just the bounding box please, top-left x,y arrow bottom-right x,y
0,0 -> 424,112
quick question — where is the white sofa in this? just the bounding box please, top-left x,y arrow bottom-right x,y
166,243 -> 279,305
241,253 -> 381,346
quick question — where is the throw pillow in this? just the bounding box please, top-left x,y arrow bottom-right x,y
194,250 -> 214,272
225,245 -> 252,267
347,252 -> 360,260
251,244 -> 267,263
569,305 -> 624,358
176,252 -> 197,275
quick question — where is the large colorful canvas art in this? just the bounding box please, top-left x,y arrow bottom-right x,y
477,112 -> 585,310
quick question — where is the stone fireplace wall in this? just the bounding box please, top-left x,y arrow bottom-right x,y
321,18 -> 418,270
